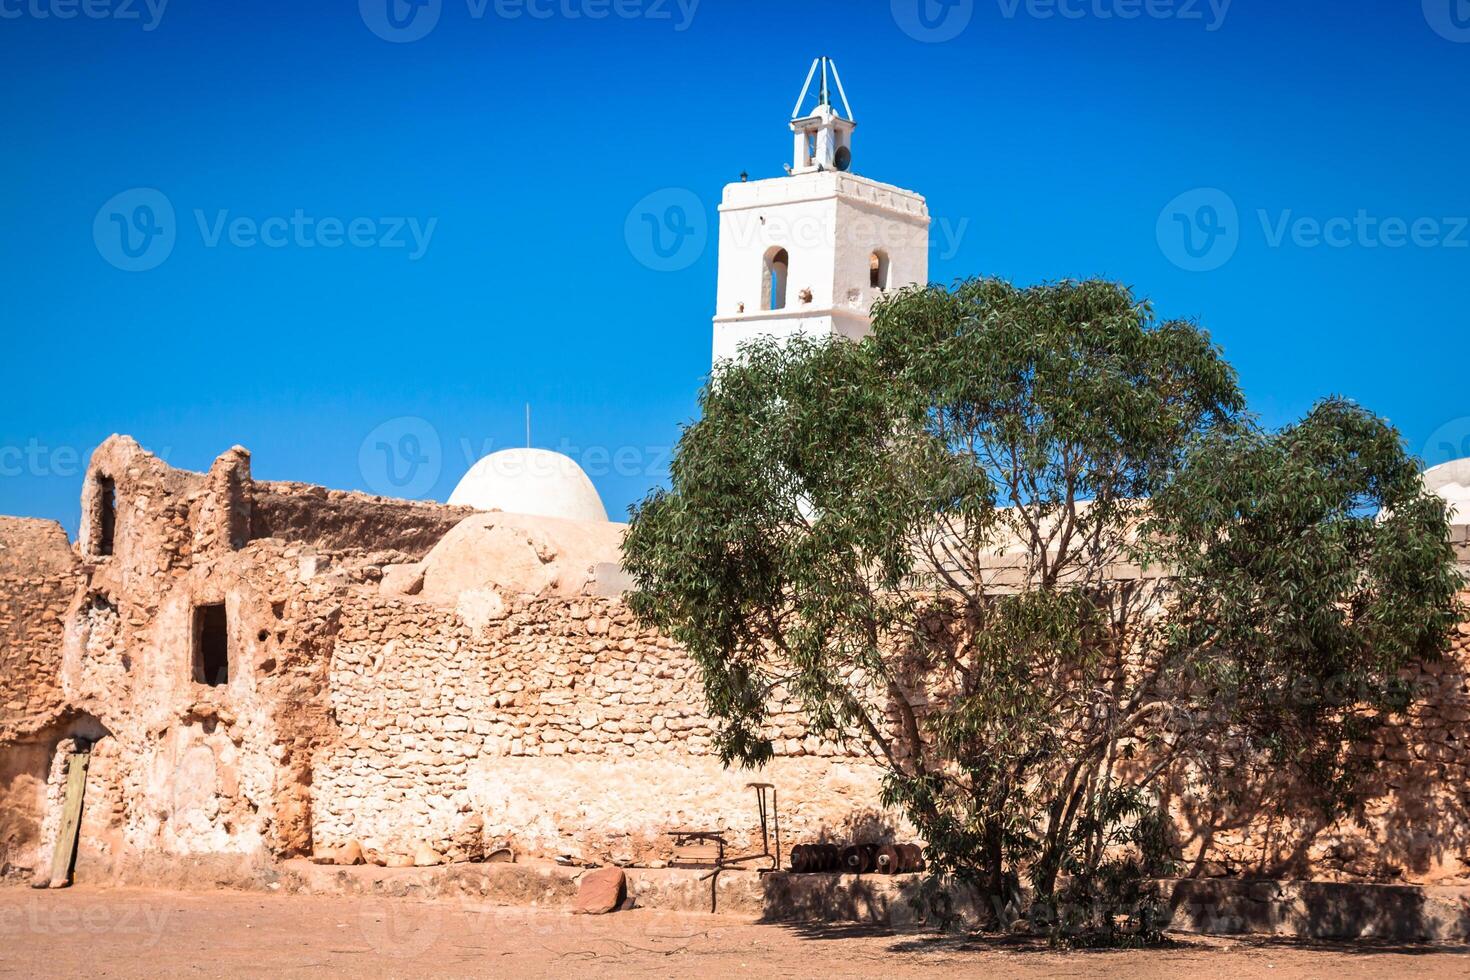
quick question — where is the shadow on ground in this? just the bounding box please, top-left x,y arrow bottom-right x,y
767,919 -> 1470,959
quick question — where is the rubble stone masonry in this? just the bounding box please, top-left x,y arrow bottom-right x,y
313,592 -> 887,866
1,436 -> 1468,887
0,517 -> 80,877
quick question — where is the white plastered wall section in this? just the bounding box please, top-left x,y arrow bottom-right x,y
711,171 -> 930,366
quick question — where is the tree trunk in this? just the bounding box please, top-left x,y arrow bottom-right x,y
982,820 -> 1006,926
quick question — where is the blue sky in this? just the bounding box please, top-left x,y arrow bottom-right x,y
2,0 -> 1468,534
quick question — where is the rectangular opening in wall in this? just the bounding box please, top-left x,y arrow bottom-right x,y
96,476 -> 116,556
193,603 -> 229,687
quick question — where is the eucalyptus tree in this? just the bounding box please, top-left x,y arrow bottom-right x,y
624,278 -> 1461,941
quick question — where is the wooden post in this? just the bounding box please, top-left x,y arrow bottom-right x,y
47,749 -> 91,889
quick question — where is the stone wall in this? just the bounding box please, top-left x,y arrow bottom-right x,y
0,517 -> 79,879
3,434 -> 1469,892
312,592 -> 896,866
0,518 -> 78,739
249,482 -> 473,558
1168,611 -> 1470,885
305,579 -> 1470,883
0,437 -> 361,881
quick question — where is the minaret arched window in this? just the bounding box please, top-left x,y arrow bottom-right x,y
870,250 -> 891,291
763,248 -> 790,311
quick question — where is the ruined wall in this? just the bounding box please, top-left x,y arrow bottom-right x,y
312,592 -> 895,866
4,436 -> 494,884
2,438 -> 366,881
249,482 -> 472,558
6,434 -> 1469,890
0,518 -> 80,879
0,518 -> 78,738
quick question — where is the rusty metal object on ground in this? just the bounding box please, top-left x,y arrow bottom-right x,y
788,840 -> 924,874
898,843 -> 925,872
745,782 -> 781,872
840,843 -> 877,874
667,830 -> 726,868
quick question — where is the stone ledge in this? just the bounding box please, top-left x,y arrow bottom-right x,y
274,860 -> 769,917
1162,879 -> 1470,942
10,862 -> 1470,942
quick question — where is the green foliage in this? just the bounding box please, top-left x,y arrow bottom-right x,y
623,277 -> 1463,943
1042,788 -> 1178,947
1147,398 -> 1464,810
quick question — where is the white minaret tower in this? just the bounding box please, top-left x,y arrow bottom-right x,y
711,57 -> 931,367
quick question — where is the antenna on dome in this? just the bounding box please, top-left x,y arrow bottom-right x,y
829,59 -> 854,121
525,403 -> 531,449
789,57 -> 857,175
792,56 -> 854,122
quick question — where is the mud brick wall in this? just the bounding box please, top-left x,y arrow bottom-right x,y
313,593 -> 895,866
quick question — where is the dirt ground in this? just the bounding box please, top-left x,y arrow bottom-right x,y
1,887 -> 1468,979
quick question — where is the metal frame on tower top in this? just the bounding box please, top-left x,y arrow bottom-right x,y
792,56 -> 854,122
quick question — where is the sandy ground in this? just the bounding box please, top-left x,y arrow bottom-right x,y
1,887 -> 1468,979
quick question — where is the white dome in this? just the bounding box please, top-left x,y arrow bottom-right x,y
1424,457 -> 1470,524
448,448 -> 609,523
